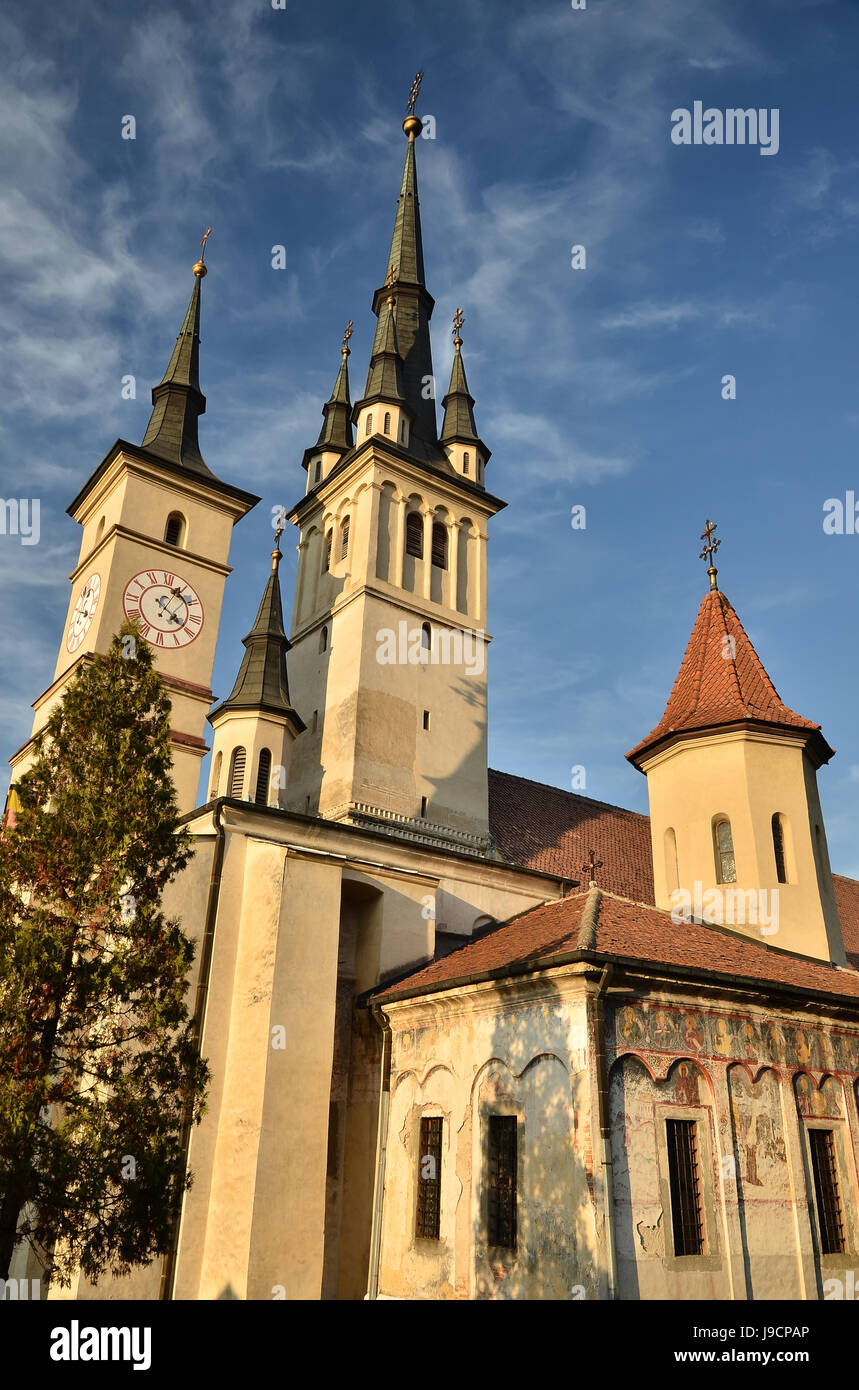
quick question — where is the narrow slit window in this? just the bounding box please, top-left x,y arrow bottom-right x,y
714,818 -> 736,884
383,412 -> 392,435
808,1128 -> 846,1255
319,625 -> 328,654
405,512 -> 423,558
209,750 -> 222,800
431,522 -> 448,569
463,451 -> 470,475
772,814 -> 788,884
421,622 -> 431,651
254,749 -> 272,807
415,1116 -> 442,1239
400,419 -> 407,442
365,413 -> 373,436
323,532 -> 332,572
340,516 -> 350,560
666,1118 -> 705,1256
315,460 -> 322,483
312,709 -> 318,734
487,1115 -> 517,1250
227,747 -> 246,799
420,796 -> 427,818
423,710 -> 430,730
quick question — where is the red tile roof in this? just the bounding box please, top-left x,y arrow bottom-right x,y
488,769 -> 654,903
626,590 -> 832,766
377,887 -> 859,1006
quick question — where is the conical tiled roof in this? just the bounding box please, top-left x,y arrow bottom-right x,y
627,589 -> 832,766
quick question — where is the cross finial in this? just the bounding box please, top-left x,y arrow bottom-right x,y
699,518 -> 721,591
452,307 -> 464,348
193,226 -> 212,278
583,849 -> 603,887
342,320 -> 353,357
272,509 -> 286,571
407,70 -> 424,114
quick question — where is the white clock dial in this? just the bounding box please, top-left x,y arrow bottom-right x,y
122,568 -> 204,649
66,572 -> 101,653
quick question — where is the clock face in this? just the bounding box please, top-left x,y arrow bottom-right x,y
67,572 -> 101,653
122,568 -> 204,648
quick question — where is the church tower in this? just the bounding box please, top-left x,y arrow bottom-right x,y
285,99 -> 505,853
627,522 -> 845,965
9,247 -> 259,814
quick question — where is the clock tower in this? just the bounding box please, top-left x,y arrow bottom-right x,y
10,251 -> 259,814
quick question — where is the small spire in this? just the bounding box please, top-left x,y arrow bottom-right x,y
141,235 -> 215,475
360,292 -> 407,408
699,518 -> 721,591
582,849 -> 604,888
440,308 -> 484,452
305,328 -> 355,468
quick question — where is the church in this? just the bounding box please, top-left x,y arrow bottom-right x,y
9,98 -> 859,1302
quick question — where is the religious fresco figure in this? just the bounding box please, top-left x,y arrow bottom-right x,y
795,1030 -> 812,1068
652,1009 -> 674,1044
620,1006 -> 644,1043
756,1112 -> 787,1166
714,1017 -> 733,1056
743,1103 -> 764,1186
743,1021 -> 758,1058
768,1023 -> 786,1065
795,1075 -> 812,1116
675,1062 -> 700,1106
820,1033 -> 836,1071
684,1014 -> 705,1052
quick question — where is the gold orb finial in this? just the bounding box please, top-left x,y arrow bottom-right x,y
342,320 -> 353,358
194,227 -> 212,277
453,307 -> 464,350
403,114 -> 423,141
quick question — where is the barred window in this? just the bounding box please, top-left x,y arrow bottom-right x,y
487,1115 -> 517,1250
415,1116 -> 442,1239
666,1118 -> 705,1256
808,1128 -> 846,1255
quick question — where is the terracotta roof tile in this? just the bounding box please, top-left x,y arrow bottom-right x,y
626,590 -> 829,765
377,888 -> 859,1006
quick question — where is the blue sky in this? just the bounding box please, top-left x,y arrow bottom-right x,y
2,0 -> 859,873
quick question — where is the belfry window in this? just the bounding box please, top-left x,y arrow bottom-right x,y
365,413 -> 373,436
227,747 -> 246,799
431,522 -> 448,570
772,813 -> 788,884
323,532 -> 332,572
164,512 -> 185,547
666,1119 -> 705,1257
487,1115 -> 517,1250
463,452 -> 470,475
383,412 -> 392,435
340,516 -> 350,560
315,460 -> 322,483
713,818 -> 736,884
209,751 -> 222,800
406,513 -> 423,559
254,749 -> 272,807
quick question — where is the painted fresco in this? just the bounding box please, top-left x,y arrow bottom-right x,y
611,1001 -> 859,1077
794,1072 -> 843,1119
729,1066 -> 788,1190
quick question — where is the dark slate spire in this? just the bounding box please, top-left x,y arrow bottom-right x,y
142,259 -> 213,475
364,113 -> 439,451
440,324 -> 479,445
362,293 -> 408,407
209,527 -> 305,732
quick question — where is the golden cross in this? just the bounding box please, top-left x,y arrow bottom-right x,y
699,518 -> 721,590
342,320 -> 353,352
407,70 -> 424,115
452,307 -> 464,341
200,226 -> 212,260
583,849 -> 603,885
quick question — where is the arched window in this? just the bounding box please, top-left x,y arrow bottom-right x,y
772,813 -> 788,883
254,749 -> 272,807
340,515 -> 350,559
664,827 -> 679,895
383,412 -> 392,435
323,531 -> 332,572
315,460 -> 322,483
164,512 -> 185,547
365,413 -> 373,436
713,818 -> 736,884
463,452 -> 470,475
319,625 -> 328,654
431,522 -> 448,569
228,747 -> 246,799
421,622 -> 431,651
406,512 -> 423,558
209,750 -> 222,800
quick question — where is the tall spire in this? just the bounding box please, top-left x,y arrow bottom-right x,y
142,239 -> 212,475
209,522 -> 304,731
306,324 -> 355,469
360,82 -> 438,453
440,308 -> 480,446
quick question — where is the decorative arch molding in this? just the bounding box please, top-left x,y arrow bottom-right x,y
611,1049 -> 714,1091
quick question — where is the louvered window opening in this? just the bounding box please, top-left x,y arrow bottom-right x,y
228,748 -> 246,799
324,533 -> 332,572
164,515 -> 183,546
666,1118 -> 705,1256
406,513 -> 423,558
487,1115 -> 517,1250
254,749 -> 272,807
772,814 -> 787,884
809,1128 -> 846,1255
415,1116 -> 442,1240
340,518 -> 350,560
431,523 -> 448,569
